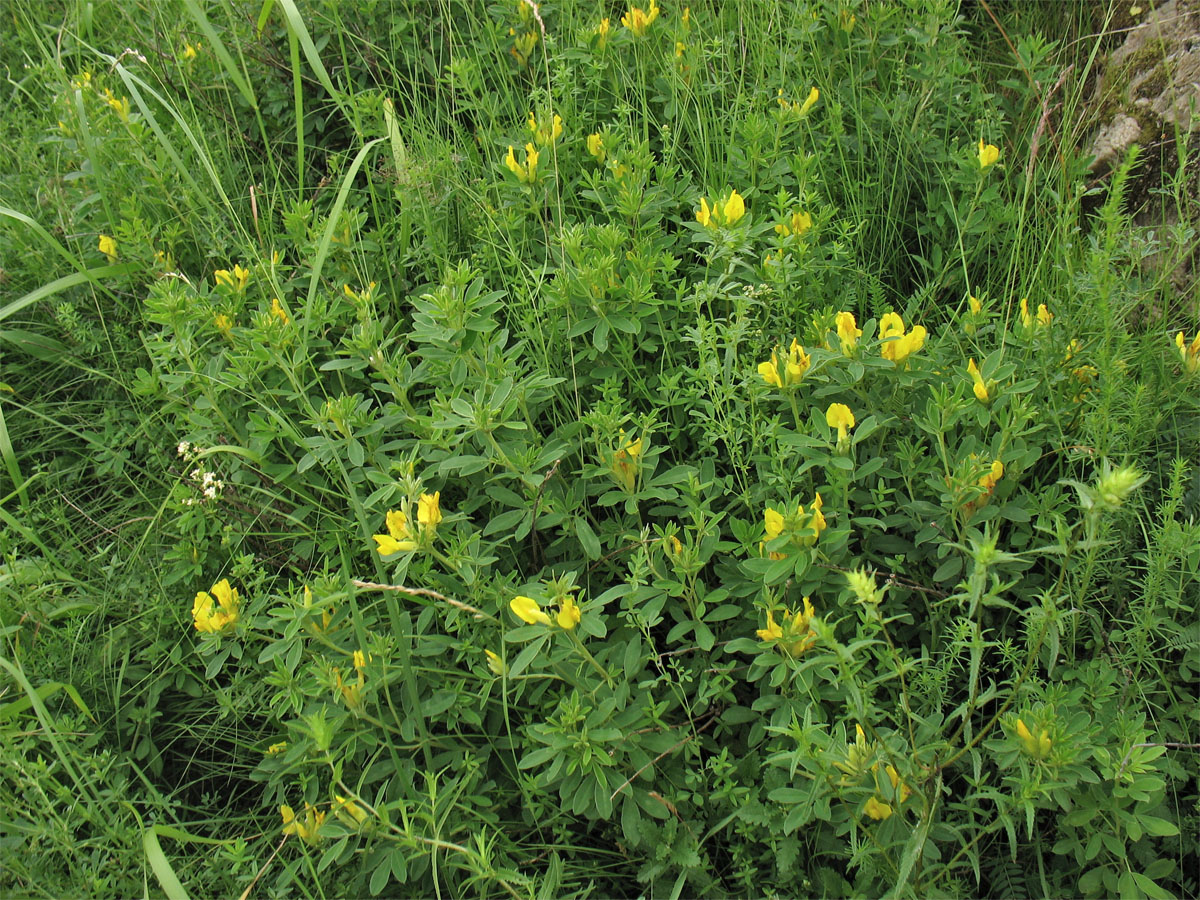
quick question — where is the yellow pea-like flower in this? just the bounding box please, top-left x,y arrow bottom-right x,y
978,139 -> 1000,169
511,595 -> 552,626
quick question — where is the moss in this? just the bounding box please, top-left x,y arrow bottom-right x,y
1091,35 -> 1172,133
1132,66 -> 1170,102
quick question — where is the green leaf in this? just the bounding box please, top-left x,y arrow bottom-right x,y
576,517 -> 601,559
143,827 -> 190,900
893,804 -> 932,896
1136,815 -> 1179,837
1131,872 -> 1174,900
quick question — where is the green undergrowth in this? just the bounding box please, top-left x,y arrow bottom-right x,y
1,1 -> 1197,897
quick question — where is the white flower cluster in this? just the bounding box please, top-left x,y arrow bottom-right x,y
177,442 -> 225,505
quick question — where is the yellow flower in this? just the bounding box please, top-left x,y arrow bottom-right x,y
1175,330 -> 1200,374
182,42 -> 198,61
864,796 -> 893,820
1036,303 -> 1053,327
758,352 -> 783,387
270,297 -> 290,326
333,795 -> 369,828
214,264 -> 250,292
722,189 -> 746,224
967,358 -> 990,403
798,86 -> 819,117
969,295 -> 982,315
835,311 -> 861,354
764,507 -> 785,541
352,649 -> 368,672
1015,717 -> 1052,760
191,579 -> 240,634
681,7 -> 691,31
978,139 -> 1000,169
878,312 -> 926,364
334,665 -> 364,710
511,30 -> 539,67
675,41 -> 686,58
214,313 -> 233,336
511,595 -> 552,626
758,339 -> 810,389
885,764 -> 913,803
611,430 -> 643,492
595,18 -> 611,49
826,402 -> 855,449
755,609 -> 784,642
840,10 -> 856,31
556,594 -> 582,630
978,458 -> 1004,493
528,112 -> 563,146
484,649 -> 506,676
505,143 -> 539,184
281,803 -> 326,845
418,492 -> 443,535
835,723 -> 875,781
695,190 -> 747,228
774,210 -> 813,237
806,492 -> 826,542
98,234 -> 118,262
621,0 -> 660,36
777,87 -> 819,120
266,741 -> 287,755
756,596 -> 818,657
373,508 -> 417,555
517,0 -> 538,24
104,89 -> 131,122
587,133 -> 605,163
761,495 -> 825,556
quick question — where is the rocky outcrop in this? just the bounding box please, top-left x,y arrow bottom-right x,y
1086,0 -> 1200,295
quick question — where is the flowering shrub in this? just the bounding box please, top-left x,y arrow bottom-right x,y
2,1 -> 1197,898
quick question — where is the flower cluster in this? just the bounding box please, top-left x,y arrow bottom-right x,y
1015,717 -> 1052,760
269,297 -> 290,326
591,17 -> 611,50
762,493 -> 826,557
509,29 -> 539,66
191,579 -> 240,634
505,143 -> 539,184
878,312 -> 926,365
214,264 -> 250,293
528,111 -> 563,147
774,209 -> 813,238
1175,330 -> 1200,374
373,492 -> 443,555
829,311 -> 861,354
511,593 -> 582,630
334,648 -> 370,711
865,764 -> 912,820
621,0 -> 659,36
967,358 -> 991,403
776,86 -> 819,120
1019,297 -> 1052,332
280,802 -> 325,845
756,596 -> 818,657
695,190 -> 746,228
758,338 -> 811,389
610,430 -> 643,492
